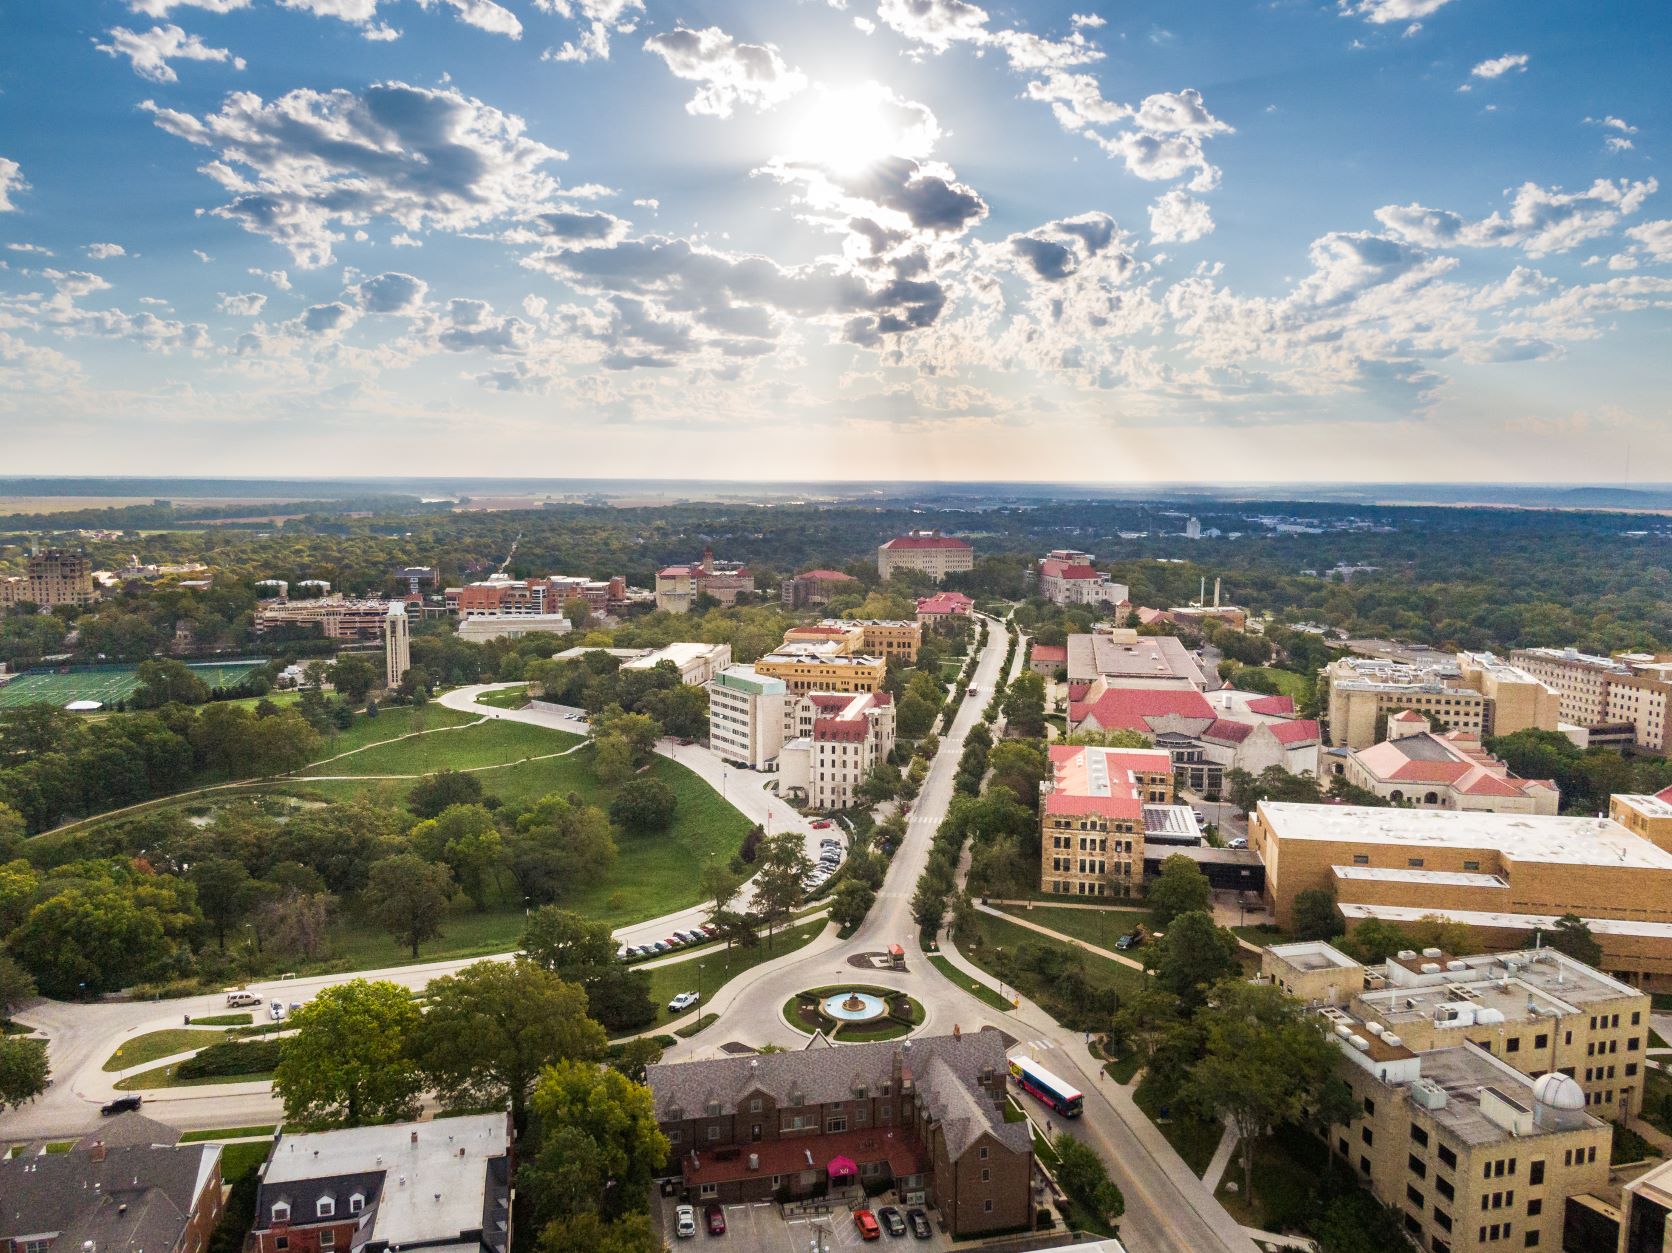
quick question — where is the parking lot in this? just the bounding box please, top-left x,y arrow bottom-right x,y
659,1195 -> 958,1253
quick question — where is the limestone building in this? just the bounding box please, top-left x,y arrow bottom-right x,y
1038,744 -> 1174,899
1326,715 -> 1559,815
383,602 -> 411,688
877,531 -> 973,582
0,550 -> 96,611
1324,652 -> 1559,751
752,643 -> 886,695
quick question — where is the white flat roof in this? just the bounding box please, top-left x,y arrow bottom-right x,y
1339,902 -> 1672,939
1333,865 -> 1509,888
623,641 -> 725,669
266,1114 -> 507,1249
1259,802 -> 1672,870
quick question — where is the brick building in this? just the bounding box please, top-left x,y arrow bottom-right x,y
777,690 -> 896,810
915,591 -> 974,631
1039,744 -> 1175,899
876,532 -> 973,582
0,1141 -> 223,1253
780,569 -> 859,609
0,551 -> 96,611
645,1032 -> 1033,1239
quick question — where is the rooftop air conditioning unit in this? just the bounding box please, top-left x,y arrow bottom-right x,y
1421,963 -> 1442,974
1382,1033 -> 1403,1048
1422,947 -> 1443,959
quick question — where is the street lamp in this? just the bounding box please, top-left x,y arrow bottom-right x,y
994,946 -> 1006,1004
698,962 -> 705,1016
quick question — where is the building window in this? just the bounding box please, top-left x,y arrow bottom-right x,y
750,1098 -> 762,1112
1533,1033 -> 1548,1051
1411,1124 -> 1429,1148
349,1195 -> 364,1215
1438,1144 -> 1456,1169
320,1233 -> 335,1250
979,1147 -> 988,1160
1436,1177 -> 1454,1201
272,1204 -> 291,1224
275,1241 -> 288,1251
1523,1233 -> 1539,1248
707,1126 -> 720,1141
317,1199 -> 335,1219
1526,1198 -> 1541,1217
1352,854 -> 1370,866
983,1201 -> 993,1214
1406,1185 -> 1424,1207
981,1169 -> 991,1183
1409,1154 -> 1427,1178
1361,1127 -> 1373,1146
700,1184 -> 718,1198
826,1117 -> 847,1133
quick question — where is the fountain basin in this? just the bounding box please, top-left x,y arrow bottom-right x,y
821,991 -> 888,1023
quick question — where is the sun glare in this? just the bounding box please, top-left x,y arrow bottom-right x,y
784,83 -> 936,174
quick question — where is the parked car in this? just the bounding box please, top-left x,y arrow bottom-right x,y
1191,808 -> 1206,821
675,1204 -> 697,1239
665,935 -> 685,948
820,838 -> 841,848
1114,931 -> 1139,951
853,1210 -> 881,1241
101,1095 -> 142,1116
811,819 -> 833,829
651,940 -> 670,954
269,999 -> 286,1021
668,991 -> 699,1012
906,1209 -> 931,1239
1227,837 -> 1248,850
225,990 -> 261,1008
700,923 -> 718,937
878,1206 -> 906,1237
704,1204 -> 726,1236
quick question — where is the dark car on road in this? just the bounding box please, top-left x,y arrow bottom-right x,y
101,1095 -> 142,1116
878,1207 -> 906,1236
906,1209 -> 931,1239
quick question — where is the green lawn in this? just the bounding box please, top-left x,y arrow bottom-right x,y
186,1012 -> 253,1027
115,1063 -> 275,1091
1645,1065 -> 1672,1138
959,912 -> 1148,1001
303,702 -> 479,763
1134,1079 -> 1222,1177
646,918 -> 828,1025
474,686 -> 531,709
674,1013 -> 718,1038
301,716 -> 569,775
928,953 -> 1012,1011
179,1125 -> 277,1142
992,904 -> 1148,951
103,1028 -> 227,1071
220,1140 -> 276,1182
1229,666 -> 1312,702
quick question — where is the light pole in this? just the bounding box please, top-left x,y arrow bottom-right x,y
698,962 -> 705,1017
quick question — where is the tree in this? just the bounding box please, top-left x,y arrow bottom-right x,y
521,908 -> 655,1033
521,1060 -> 670,1225
1002,671 -> 1047,737
256,890 -> 333,960
506,793 -> 617,904
751,832 -> 811,946
697,862 -> 742,929
562,597 -> 593,632
829,879 -> 876,931
1051,1133 -> 1124,1224
327,654 -> 378,704
911,876 -> 949,935
273,979 -> 423,1129
410,804 -> 504,910
363,854 -> 453,957
407,769 -> 485,819
538,1214 -> 660,1253
0,1037 -> 49,1111
1147,854 -> 1212,926
0,953 -> 36,1021
416,959 -> 605,1128
131,659 -> 210,708
608,778 -> 678,834
191,857 -> 254,948
1292,888 -> 1343,941
896,693 -> 939,739
1537,913 -> 1603,967
593,734 -> 637,785
8,881 -> 182,997
1179,980 -> 1352,1199
1146,911 -> 1240,1007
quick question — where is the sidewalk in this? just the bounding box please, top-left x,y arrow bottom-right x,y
1202,1119 -> 1238,1185
973,901 -> 1147,972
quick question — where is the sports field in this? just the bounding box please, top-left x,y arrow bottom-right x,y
0,660 -> 269,709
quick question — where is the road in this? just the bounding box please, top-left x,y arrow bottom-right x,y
4,623 -> 1255,1253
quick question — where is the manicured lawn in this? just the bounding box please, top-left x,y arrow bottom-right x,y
475,686 -> 530,709
186,1013 -> 253,1027
221,1140 -> 276,1182
179,1125 -> 276,1142
675,1014 -> 718,1038
645,918 -> 828,1025
103,1028 -> 226,1071
959,912 -> 1148,1000
1134,1079 -> 1222,1177
1230,666 -> 1313,702
992,903 -> 1148,951
302,717 -> 575,776
1213,1123 -> 1324,1231
927,953 -> 1011,1011
1232,923 -> 1293,947
115,1063 -> 274,1090
304,703 -> 479,763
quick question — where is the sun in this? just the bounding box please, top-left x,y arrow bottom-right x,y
783,83 -> 938,175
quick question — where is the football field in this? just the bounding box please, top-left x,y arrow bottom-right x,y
0,660 -> 268,709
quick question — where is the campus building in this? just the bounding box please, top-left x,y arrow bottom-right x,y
0,550 -> 97,611
1620,1157 -> 1672,1253
1607,786 -> 1672,855
876,531 -> 973,582
780,569 -> 859,608
383,602 -> 410,689
0,1140 -> 224,1253
916,591 -> 974,630
1064,628 -> 1207,691
1249,803 -> 1672,991
708,665 -> 792,770
250,1115 -> 511,1253
447,573 -> 628,617
1326,1037 -> 1610,1253
1262,942 -> 1653,1119
1038,744 -> 1175,899
1324,652 -> 1561,751
454,613 -> 572,644
781,619 -> 922,663
1510,647 -> 1672,753
778,690 -> 895,810
255,598 -> 399,641
645,1032 -> 1032,1239
1325,715 -> 1559,815
622,641 -> 734,686
655,550 -> 752,613
753,644 -> 886,695
1036,550 -> 1127,608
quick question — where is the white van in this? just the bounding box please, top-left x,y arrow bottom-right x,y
225,990 -> 261,1008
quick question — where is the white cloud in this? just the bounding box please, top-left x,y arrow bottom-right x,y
1470,52 -> 1528,80
1337,0 -> 1458,25
250,267 -> 292,289
146,81 -> 566,267
1623,220 -> 1672,264
1149,190 -> 1215,243
127,0 -> 250,13
643,27 -> 807,118
363,22 -> 400,39
1605,136 -> 1634,153
1585,115 -> 1637,134
1070,12 -> 1105,27
95,24 -> 245,82
1376,178 -> 1658,257
295,300 -> 358,335
632,197 -> 660,211
86,243 -> 128,260
538,0 -> 644,63
217,291 -> 268,315
6,243 -> 53,255
0,159 -> 29,212
354,270 -> 429,312
876,0 -> 991,53
194,249 -> 213,262
418,0 -> 521,39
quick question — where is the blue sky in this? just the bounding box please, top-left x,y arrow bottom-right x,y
1,0 -> 1667,481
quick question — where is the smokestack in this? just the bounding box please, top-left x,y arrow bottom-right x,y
1215,577 -> 1221,609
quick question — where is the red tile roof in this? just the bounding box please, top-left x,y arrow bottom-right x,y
1656,784 -> 1672,804
1070,687 -> 1216,732
800,569 -> 857,581
1245,694 -> 1295,716
1268,719 -> 1321,745
1202,719 -> 1254,744
1031,644 -> 1067,662
916,591 -> 974,615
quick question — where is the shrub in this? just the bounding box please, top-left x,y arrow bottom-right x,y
177,1039 -> 282,1079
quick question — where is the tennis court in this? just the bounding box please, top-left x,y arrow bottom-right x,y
0,660 -> 269,710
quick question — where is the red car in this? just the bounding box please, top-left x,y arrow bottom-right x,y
854,1210 -> 881,1241
704,1204 -> 726,1235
